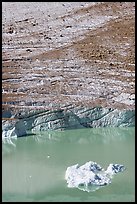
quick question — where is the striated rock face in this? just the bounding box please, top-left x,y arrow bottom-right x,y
65,161 -> 126,192
2,2 -> 135,135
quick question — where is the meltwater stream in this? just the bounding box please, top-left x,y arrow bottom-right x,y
2,127 -> 135,202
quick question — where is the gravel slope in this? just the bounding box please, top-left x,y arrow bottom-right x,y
2,2 -> 135,113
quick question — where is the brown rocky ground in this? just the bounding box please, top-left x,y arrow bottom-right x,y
2,2 -> 135,115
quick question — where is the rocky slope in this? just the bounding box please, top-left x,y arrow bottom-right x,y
2,2 -> 135,136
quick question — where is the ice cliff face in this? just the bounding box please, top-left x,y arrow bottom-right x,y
65,161 -> 125,192
2,119 -> 27,138
2,106 -> 135,138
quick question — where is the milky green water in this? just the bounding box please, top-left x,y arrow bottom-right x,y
2,127 -> 135,202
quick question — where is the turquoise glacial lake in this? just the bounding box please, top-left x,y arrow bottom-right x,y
2,127 -> 135,202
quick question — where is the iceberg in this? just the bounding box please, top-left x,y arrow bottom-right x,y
65,161 -> 125,192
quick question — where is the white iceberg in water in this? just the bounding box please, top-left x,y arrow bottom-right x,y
65,161 -> 125,192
